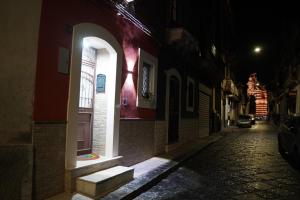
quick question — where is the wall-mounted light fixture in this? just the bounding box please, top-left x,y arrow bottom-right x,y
122,97 -> 128,107
126,69 -> 133,74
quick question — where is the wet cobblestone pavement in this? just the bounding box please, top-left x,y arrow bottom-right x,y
134,122 -> 300,200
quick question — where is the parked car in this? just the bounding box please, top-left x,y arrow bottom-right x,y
248,114 -> 256,124
278,115 -> 300,166
237,115 -> 252,128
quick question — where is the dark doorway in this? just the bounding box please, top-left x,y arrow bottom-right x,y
168,76 -> 180,144
249,95 -> 256,114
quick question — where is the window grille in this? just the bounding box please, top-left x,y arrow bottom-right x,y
79,47 -> 96,108
142,62 -> 151,98
136,48 -> 158,109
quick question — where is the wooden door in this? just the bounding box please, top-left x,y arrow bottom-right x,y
77,46 -> 96,155
77,109 -> 92,155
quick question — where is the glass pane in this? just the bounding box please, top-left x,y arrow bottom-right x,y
142,62 -> 151,98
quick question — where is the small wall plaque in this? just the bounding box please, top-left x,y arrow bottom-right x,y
96,74 -> 106,93
58,47 -> 70,74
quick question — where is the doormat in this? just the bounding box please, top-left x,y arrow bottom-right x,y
77,153 -> 99,161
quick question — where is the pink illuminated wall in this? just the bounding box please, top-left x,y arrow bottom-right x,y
33,0 -> 157,121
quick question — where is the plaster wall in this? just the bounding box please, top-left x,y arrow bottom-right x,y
0,0 -> 42,144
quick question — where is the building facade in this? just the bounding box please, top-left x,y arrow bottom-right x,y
270,18 -> 300,123
0,0 -> 237,199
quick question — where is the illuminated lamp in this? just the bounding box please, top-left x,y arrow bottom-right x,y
254,46 -> 261,53
82,39 -> 90,48
123,45 -> 138,73
126,58 -> 136,73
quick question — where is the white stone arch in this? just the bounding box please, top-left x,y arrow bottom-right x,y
66,23 -> 123,169
165,68 -> 182,144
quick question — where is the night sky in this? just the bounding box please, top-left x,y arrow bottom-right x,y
231,1 -> 299,88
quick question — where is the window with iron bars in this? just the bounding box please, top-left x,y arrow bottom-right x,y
79,46 -> 96,108
142,62 -> 152,98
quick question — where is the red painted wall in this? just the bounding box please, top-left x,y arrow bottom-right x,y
33,0 -> 157,121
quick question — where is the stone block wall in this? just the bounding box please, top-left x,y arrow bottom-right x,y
32,123 -> 66,200
0,0 -> 42,143
119,120 -> 155,166
179,118 -> 199,144
0,145 -> 33,200
154,121 -> 167,155
93,93 -> 107,156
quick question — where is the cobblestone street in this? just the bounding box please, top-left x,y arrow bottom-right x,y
135,122 -> 300,200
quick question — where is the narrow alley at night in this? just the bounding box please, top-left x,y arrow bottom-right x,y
0,0 -> 299,200
134,122 -> 300,200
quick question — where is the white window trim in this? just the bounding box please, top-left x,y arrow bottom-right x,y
186,76 -> 195,112
136,48 -> 158,109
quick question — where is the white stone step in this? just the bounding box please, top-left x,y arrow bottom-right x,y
76,166 -> 134,198
65,156 -> 122,192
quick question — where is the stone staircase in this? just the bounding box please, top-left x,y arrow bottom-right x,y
76,165 -> 134,199
63,156 -> 134,199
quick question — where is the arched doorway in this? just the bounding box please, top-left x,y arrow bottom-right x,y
165,69 -> 182,145
66,23 -> 123,169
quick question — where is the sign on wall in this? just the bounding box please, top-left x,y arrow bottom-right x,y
96,74 -> 106,93
58,47 -> 70,74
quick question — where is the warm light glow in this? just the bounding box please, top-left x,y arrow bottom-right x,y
124,74 -> 135,90
126,58 -> 136,72
123,43 -> 138,72
254,46 -> 261,53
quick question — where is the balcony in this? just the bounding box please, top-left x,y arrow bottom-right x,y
222,79 -> 239,96
165,27 -> 198,52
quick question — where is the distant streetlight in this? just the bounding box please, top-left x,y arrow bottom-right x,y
254,46 -> 262,54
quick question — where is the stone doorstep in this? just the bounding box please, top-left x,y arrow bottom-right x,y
65,156 -> 122,193
76,166 -> 134,199
47,133 -> 224,200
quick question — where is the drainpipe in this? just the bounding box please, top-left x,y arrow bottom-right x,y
296,84 -> 300,114
296,67 -> 300,114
